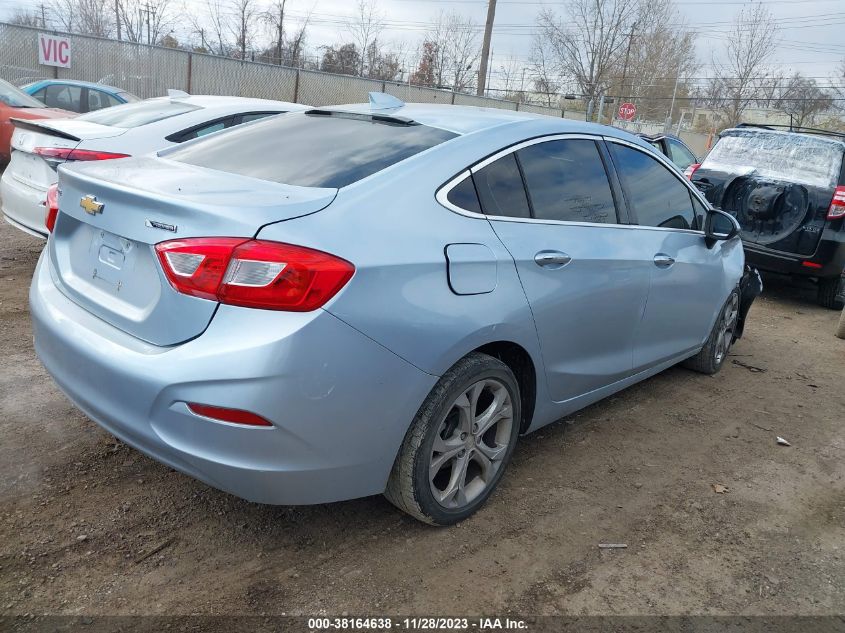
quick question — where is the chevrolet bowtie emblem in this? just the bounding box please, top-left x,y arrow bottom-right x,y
80,195 -> 104,215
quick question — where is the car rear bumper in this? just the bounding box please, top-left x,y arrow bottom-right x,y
30,251 -> 436,505
743,234 -> 845,279
1,166 -> 49,238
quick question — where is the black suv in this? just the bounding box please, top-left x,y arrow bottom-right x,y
690,124 -> 845,309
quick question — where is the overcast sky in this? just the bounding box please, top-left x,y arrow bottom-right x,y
3,0 -> 844,89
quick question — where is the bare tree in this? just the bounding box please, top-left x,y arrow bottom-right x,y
346,0 -> 384,76
320,43 -> 361,76
230,0 -> 259,60
119,0 -> 178,45
535,0 -> 637,108
50,0 -> 114,36
706,3 -> 779,127
9,8 -> 46,27
612,0 -> 697,122
185,0 -> 230,55
774,73 -> 834,128
529,34 -> 562,107
411,11 -> 479,91
263,0 -> 287,65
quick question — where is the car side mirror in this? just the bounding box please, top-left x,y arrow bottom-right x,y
704,208 -> 740,248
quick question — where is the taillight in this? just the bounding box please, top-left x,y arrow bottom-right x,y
45,183 -> 59,233
34,147 -> 130,163
187,403 -> 273,427
155,238 -> 355,311
684,163 -> 701,180
828,186 -> 845,220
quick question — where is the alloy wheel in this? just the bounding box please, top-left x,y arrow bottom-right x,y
429,379 -> 515,509
714,293 -> 740,365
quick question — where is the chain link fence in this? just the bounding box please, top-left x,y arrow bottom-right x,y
0,22 -> 714,154
0,22 -> 566,117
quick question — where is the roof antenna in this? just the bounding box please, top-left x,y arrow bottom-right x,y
168,89 -> 190,99
369,92 -> 405,110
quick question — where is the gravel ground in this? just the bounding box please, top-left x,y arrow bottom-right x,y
1,219 -> 843,617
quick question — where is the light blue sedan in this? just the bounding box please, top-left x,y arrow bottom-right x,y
29,94 -> 761,525
21,79 -> 139,113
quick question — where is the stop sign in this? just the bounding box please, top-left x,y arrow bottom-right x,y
618,102 -> 637,121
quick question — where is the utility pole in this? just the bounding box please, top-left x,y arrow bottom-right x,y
485,47 -> 493,97
476,0 -> 497,96
39,3 -> 47,28
115,0 -> 121,40
619,21 -> 637,106
665,69 -> 680,133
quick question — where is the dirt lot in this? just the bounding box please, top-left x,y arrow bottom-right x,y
1,218 -> 843,618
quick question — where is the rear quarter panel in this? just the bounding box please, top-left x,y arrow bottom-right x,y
253,121 -> 556,382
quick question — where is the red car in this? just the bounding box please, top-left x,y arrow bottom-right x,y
0,78 -> 73,169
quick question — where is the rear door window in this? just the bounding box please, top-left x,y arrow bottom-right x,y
516,139 -> 617,224
609,142 -> 696,230
166,112 -> 457,188
44,84 -> 82,111
667,138 -> 696,170
472,154 -> 531,218
87,89 -> 122,111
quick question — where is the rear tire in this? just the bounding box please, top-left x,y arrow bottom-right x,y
683,289 -> 740,375
385,352 -> 521,526
817,277 -> 844,310
836,307 -> 845,340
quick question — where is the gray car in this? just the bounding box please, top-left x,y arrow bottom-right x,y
29,95 -> 759,525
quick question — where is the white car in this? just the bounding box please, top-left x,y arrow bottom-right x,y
1,93 -> 308,237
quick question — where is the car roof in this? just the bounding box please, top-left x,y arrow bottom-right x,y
25,79 -> 129,94
322,101 -> 650,144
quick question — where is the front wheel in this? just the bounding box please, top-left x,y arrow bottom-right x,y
385,352 -> 521,526
683,289 -> 740,375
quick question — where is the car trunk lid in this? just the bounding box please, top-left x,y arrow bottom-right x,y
48,157 -> 337,346
9,118 -> 130,191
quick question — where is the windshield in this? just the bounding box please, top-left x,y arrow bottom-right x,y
165,111 -> 457,188
77,98 -> 201,128
0,78 -> 45,108
702,130 -> 844,189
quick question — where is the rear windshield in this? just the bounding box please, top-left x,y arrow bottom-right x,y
0,78 -> 44,108
77,99 -> 201,128
702,130 -> 844,189
164,112 -> 458,188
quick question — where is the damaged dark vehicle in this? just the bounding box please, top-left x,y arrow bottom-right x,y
689,125 -> 845,309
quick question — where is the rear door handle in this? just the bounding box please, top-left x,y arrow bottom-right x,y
534,251 -> 572,268
653,253 -> 675,268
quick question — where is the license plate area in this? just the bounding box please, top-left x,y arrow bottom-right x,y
91,229 -> 134,290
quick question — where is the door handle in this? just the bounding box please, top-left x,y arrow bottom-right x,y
653,253 -> 675,268
534,251 -> 572,268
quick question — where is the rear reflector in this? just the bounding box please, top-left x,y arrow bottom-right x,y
155,238 -> 355,311
684,163 -> 701,180
801,261 -> 824,269
34,147 -> 130,163
45,183 -> 59,233
187,403 -> 273,427
828,186 -> 845,220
